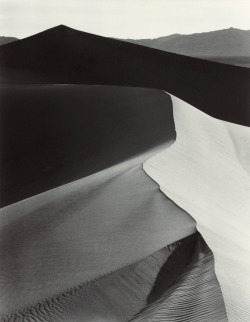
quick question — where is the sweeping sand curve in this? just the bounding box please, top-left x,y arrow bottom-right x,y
144,93 -> 250,321
0,146 -> 196,316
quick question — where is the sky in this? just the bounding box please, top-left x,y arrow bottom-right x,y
0,0 -> 250,39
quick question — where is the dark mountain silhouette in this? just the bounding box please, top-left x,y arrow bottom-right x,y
0,24 -> 249,126
124,28 -> 250,67
4,27 -> 250,58
0,36 -> 18,46
4,28 -> 250,67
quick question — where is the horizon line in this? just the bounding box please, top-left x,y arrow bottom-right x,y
1,24 -> 250,40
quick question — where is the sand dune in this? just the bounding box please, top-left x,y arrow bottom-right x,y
131,235 -> 227,322
0,25 -> 248,320
0,25 -> 249,125
0,135 -> 196,317
0,85 -> 237,320
1,233 -> 226,322
144,93 -> 250,321
0,85 -> 199,316
0,85 -> 174,207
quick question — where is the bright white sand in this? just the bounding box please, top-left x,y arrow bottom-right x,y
144,93 -> 250,321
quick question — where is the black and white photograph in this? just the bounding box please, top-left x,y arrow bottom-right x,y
0,1 -> 249,321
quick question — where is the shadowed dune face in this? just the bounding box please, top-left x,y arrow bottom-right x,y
131,235 -> 227,322
0,86 -> 197,315
0,25 -> 249,125
0,85 -> 175,207
0,25 -> 236,321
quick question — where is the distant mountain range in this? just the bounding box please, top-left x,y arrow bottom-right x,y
122,28 -> 250,67
2,28 -> 250,67
0,36 -> 18,45
0,25 -> 249,126
0,28 -> 250,67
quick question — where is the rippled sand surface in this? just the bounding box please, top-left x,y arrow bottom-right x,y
2,233 -> 227,322
144,93 -> 250,321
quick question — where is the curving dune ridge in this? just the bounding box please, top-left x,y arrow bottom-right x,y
144,93 -> 250,321
0,86 -> 197,318
0,24 -> 249,321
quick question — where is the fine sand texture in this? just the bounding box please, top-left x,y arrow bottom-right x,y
0,84 -> 197,317
144,93 -> 250,321
1,234 -> 226,322
0,133 -> 196,315
131,234 -> 227,322
0,85 -> 175,207
0,25 -> 249,126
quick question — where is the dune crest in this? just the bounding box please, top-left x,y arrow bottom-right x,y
143,93 -> 250,321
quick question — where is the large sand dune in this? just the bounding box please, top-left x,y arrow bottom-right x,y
0,85 -> 174,207
0,25 -> 249,125
144,93 -> 250,321
0,86 -> 197,316
0,25 -> 247,320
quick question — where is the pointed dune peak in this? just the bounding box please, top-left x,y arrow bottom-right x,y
35,24 -> 74,36
0,25 -> 249,126
56,24 -> 67,28
49,24 -> 75,33
15,24 -> 85,44
43,24 -> 93,36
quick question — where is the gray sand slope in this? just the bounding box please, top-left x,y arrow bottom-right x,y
1,234 -> 226,322
0,142 -> 196,317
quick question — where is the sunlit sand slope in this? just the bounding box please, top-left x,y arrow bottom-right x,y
144,94 -> 250,321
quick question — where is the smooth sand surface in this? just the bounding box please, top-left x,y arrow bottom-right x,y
144,93 -> 250,321
0,147 -> 196,316
0,85 -> 174,207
